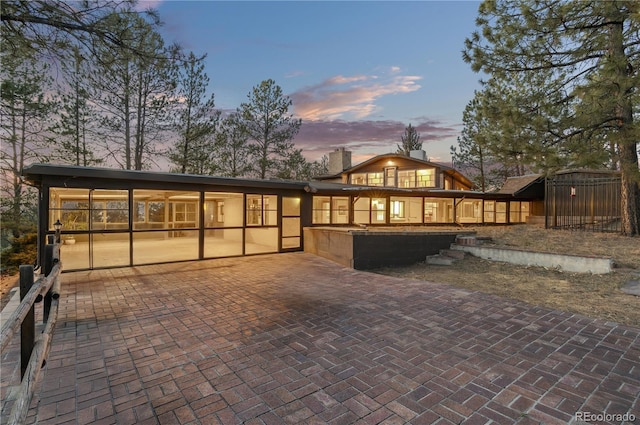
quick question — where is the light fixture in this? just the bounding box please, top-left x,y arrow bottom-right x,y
54,219 -> 63,244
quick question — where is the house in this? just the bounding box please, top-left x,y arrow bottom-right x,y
309,149 -> 532,225
23,152 -> 618,272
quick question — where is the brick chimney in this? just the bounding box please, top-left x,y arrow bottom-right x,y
328,148 -> 352,175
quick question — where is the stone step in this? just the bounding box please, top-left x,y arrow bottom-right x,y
455,235 -> 477,246
440,249 -> 465,260
425,255 -> 456,266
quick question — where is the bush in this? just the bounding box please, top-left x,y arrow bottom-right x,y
1,232 -> 38,276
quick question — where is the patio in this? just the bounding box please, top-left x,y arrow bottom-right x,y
2,253 -> 638,424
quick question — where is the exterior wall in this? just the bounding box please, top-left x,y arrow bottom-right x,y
351,232 -> 461,269
304,228 -> 469,270
340,156 -> 471,190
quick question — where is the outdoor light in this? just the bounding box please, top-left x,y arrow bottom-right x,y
54,219 -> 62,244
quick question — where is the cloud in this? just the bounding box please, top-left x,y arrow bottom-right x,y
293,118 -> 459,161
291,71 -> 422,121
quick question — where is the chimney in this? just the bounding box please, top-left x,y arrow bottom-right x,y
409,150 -> 427,161
328,148 -> 352,174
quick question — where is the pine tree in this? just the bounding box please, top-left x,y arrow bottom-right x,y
464,0 -> 640,235
169,52 -> 220,174
397,124 -> 422,156
0,53 -> 56,239
1,1 -> 162,61
91,11 -> 177,170
237,79 -> 302,179
55,46 -> 102,166
275,148 -> 313,181
214,114 -> 253,178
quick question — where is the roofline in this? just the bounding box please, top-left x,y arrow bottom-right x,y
22,164 -> 308,190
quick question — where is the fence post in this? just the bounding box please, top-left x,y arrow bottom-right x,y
19,265 -> 35,379
43,244 -> 55,323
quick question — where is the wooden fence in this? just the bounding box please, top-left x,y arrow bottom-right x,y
0,235 -> 62,425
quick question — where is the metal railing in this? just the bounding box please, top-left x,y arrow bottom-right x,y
545,174 -> 622,232
0,233 -> 62,425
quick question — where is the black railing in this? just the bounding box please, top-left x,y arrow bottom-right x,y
545,174 -> 622,232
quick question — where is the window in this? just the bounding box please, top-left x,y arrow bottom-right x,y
353,197 -> 370,224
484,201 -> 495,223
368,172 -> 383,186
390,197 -> 421,223
351,173 -> 366,185
173,203 -> 197,223
424,198 -> 453,223
390,200 -> 405,219
312,196 -> 350,224
204,192 -> 243,228
385,168 -> 396,187
133,190 -> 199,230
456,200 -> 482,223
371,198 -> 386,223
331,197 -> 349,224
416,169 -> 435,187
203,192 -> 244,258
246,194 -> 277,226
398,170 -> 416,188
312,196 -> 331,224
509,201 -> 530,223
496,202 -> 507,223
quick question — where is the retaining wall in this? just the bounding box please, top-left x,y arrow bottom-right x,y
450,243 -> 613,274
304,227 -> 471,270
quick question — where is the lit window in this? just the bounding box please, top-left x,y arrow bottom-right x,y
368,172 -> 384,186
390,200 -> 405,218
416,169 -> 435,187
385,168 -> 397,187
351,173 -> 366,185
398,170 -> 415,188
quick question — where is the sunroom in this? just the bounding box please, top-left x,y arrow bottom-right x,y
24,164 -> 308,271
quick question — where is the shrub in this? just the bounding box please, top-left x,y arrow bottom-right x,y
1,232 -> 38,276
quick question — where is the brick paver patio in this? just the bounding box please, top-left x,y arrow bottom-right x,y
4,252 -> 639,424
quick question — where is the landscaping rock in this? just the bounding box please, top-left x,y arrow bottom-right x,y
621,279 -> 640,296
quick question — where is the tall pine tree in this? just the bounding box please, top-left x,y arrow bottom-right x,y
464,0 -> 640,235
237,79 -> 302,179
169,52 -> 220,174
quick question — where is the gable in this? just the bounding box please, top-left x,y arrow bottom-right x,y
341,154 -> 474,189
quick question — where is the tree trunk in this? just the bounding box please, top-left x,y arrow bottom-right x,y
608,8 -> 639,235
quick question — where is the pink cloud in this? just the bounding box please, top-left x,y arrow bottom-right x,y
291,72 -> 422,121
293,119 -> 458,161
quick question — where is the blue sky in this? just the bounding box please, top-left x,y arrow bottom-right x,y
152,1 -> 483,164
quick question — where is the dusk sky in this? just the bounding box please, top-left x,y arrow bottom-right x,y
151,1 -> 484,165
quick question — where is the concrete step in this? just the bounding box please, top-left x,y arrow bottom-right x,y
440,249 -> 465,260
455,235 -> 477,246
425,255 -> 456,266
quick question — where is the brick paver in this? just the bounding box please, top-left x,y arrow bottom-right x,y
3,252 -> 638,424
